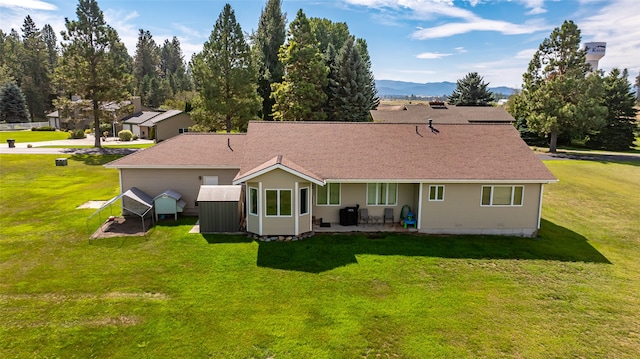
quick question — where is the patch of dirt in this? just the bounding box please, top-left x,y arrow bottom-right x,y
91,216 -> 152,238
76,200 -> 109,209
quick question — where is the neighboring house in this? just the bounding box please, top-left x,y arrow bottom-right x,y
46,96 -> 148,130
371,102 -> 515,124
121,109 -> 194,142
106,121 -> 557,237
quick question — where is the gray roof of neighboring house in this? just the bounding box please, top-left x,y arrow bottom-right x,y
154,189 -> 182,201
121,111 -> 161,125
121,109 -> 184,126
370,104 -> 515,124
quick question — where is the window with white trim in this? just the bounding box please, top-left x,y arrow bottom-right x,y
300,187 -> 309,215
317,183 -> 340,205
249,187 -> 258,215
481,186 -> 524,206
367,183 -> 397,206
429,185 -> 444,201
266,189 -> 292,216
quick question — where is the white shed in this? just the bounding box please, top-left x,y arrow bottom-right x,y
154,189 -> 186,220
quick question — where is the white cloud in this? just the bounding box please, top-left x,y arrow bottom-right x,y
514,48 -> 536,59
578,0 -> 640,78
104,9 -> 140,55
416,52 -> 452,59
411,19 -> 547,39
455,46 -> 467,53
0,0 -> 56,10
517,0 -> 547,15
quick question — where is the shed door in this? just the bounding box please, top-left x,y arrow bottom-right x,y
202,176 -> 219,185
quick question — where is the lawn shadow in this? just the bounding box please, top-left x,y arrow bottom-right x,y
69,154 -> 123,165
202,234 -> 254,244
256,219 -> 610,273
548,152 -> 640,166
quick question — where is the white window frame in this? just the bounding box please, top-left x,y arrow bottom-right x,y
265,189 -> 292,217
481,185 -> 524,207
316,183 -> 341,206
300,187 -> 309,216
366,183 -> 398,206
428,185 -> 445,201
249,187 -> 258,216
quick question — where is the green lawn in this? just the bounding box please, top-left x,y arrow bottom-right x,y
0,130 -> 69,143
1,155 -> 639,358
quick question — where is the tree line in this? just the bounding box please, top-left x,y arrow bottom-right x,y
0,0 -> 378,147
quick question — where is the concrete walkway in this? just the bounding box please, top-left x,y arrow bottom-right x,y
0,134 -> 154,155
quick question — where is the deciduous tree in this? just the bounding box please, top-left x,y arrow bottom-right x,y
56,0 -> 132,147
190,4 -> 259,132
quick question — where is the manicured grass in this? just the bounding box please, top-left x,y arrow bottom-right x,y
0,130 -> 69,143
1,155 -> 639,358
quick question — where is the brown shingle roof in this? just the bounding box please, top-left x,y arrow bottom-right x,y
239,122 -> 555,182
370,104 -> 515,124
107,122 -> 556,183
106,133 -> 245,168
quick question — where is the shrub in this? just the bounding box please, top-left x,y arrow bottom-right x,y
118,129 -> 133,141
68,129 -> 86,139
31,126 -> 56,131
84,129 -> 92,135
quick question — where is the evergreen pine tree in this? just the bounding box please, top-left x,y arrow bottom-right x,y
21,16 -> 51,120
515,20 -> 606,152
0,82 -> 30,122
448,72 -> 494,106
355,38 -> 379,110
57,0 -> 132,147
190,4 -> 260,132
271,10 -> 328,121
252,0 -> 286,121
586,68 -> 638,150
329,36 -> 370,122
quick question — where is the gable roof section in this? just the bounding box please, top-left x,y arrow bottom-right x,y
105,133 -> 246,169
370,104 -> 514,124
239,122 -> 555,182
140,109 -> 183,126
121,111 -> 160,125
233,155 -> 325,185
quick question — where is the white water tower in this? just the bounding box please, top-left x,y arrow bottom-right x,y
584,42 -> 606,72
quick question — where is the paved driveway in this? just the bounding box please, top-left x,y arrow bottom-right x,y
0,134 -> 153,155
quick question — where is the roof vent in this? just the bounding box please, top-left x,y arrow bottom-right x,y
428,119 -> 440,134
429,101 -> 447,109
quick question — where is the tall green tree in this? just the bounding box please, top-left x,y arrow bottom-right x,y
448,72 -> 494,106
635,72 -> 640,104
512,20 -> 606,153
310,18 -> 350,54
41,24 -> 58,70
21,16 -> 52,120
190,3 -> 260,132
160,37 -> 192,95
0,82 -> 30,122
586,68 -> 638,150
57,0 -> 132,147
355,38 -> 379,110
252,0 -> 286,121
272,9 -> 328,121
1,29 -> 24,88
133,29 -> 170,107
329,36 -> 370,122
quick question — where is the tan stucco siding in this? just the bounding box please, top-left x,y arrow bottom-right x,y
155,114 -> 195,141
120,168 -> 239,215
419,183 -> 542,235
246,169 -> 311,236
311,183 -> 416,224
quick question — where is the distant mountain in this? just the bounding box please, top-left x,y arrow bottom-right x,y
375,80 -> 517,97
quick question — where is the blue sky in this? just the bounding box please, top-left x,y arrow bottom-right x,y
1,0 -> 638,88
